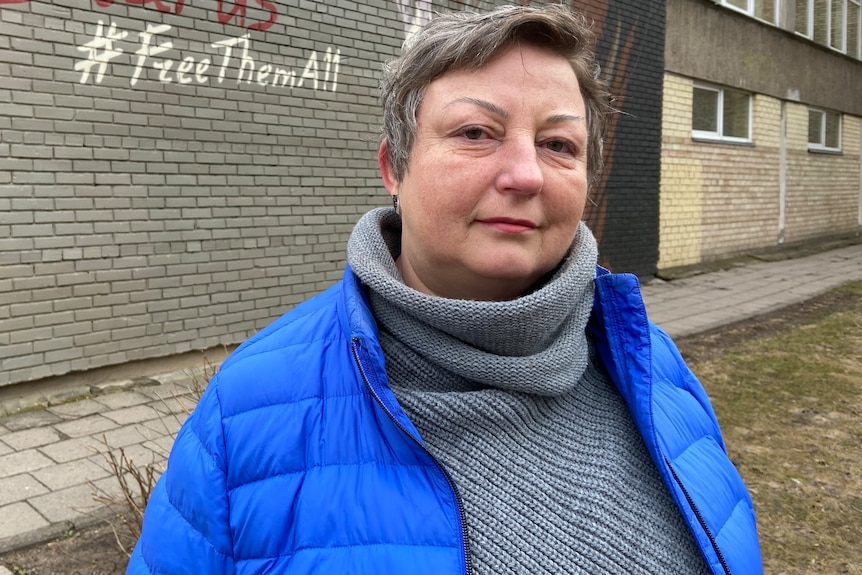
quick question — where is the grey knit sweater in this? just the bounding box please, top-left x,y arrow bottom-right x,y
347,208 -> 710,574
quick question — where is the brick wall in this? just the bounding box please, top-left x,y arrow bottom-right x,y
2,0 -> 668,388
1,0 -> 484,387
659,72 -> 862,271
785,105 -> 861,243
658,75 -> 704,268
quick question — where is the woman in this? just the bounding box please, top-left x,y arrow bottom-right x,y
129,5 -> 762,574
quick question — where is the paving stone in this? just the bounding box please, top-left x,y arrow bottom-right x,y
0,424 -> 9,437
28,483 -> 103,524
53,414 -> 116,439
0,440 -> 11,457
0,473 -> 49,507
1,410 -> 61,432
0,502 -> 49,540
47,398 -> 108,420
149,394 -> 195,417
137,381 -> 197,402
0,564 -> 13,575
93,444 -> 166,479
102,404 -> 162,426
140,413 -> 186,438
99,422 -> 162,450
1,425 -> 62,451
143,435 -> 175,459
31,457 -> 111,492
93,390 -> 151,410
89,474 -> 126,502
117,443 -> 165,469
38,435 -> 102,464
0,449 -> 54,479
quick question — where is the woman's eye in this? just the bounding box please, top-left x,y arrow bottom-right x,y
545,140 -> 570,153
462,127 -> 485,140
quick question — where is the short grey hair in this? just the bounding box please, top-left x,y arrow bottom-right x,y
380,4 -> 613,188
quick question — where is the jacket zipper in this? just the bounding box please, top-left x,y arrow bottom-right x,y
665,457 -> 732,575
352,337 -> 474,575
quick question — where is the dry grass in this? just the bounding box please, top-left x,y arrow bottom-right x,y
678,280 -> 862,574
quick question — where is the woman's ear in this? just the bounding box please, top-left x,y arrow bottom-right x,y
378,139 -> 400,196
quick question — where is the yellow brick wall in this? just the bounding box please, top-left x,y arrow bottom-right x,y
658,75 -> 704,268
659,73 -> 861,270
660,74 -> 780,269
784,107 -> 861,243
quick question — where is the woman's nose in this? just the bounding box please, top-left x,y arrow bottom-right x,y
495,137 -> 544,195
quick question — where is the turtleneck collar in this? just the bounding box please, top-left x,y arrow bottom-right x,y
347,208 -> 598,396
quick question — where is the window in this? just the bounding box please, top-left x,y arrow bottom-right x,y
798,0 -> 861,58
808,108 -> 842,151
692,85 -> 752,143
850,0 -> 861,58
720,0 -> 777,23
796,0 -> 813,36
814,0 -> 829,44
832,0 -> 845,49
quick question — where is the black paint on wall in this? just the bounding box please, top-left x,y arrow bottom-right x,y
579,0 -> 665,277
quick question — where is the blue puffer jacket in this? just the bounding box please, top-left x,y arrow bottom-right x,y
128,265 -> 762,575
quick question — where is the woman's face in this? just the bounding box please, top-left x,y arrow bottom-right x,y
379,43 -> 589,301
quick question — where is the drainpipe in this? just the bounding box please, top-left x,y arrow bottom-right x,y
778,101 -> 787,245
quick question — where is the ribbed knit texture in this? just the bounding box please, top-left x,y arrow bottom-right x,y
347,208 -> 711,574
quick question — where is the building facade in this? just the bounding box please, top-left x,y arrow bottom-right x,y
0,0 -> 665,390
660,0 -> 862,270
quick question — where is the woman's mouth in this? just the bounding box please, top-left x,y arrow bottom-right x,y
476,218 -> 537,233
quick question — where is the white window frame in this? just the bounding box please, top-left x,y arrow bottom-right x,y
720,0 -> 753,15
797,0 -> 862,59
719,0 -> 778,24
796,0 -> 814,37
808,108 -> 843,152
850,0 -> 861,58
692,84 -> 753,144
832,0 -> 847,52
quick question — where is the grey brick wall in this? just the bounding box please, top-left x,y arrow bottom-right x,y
2,0 -> 666,389
1,0 -> 506,388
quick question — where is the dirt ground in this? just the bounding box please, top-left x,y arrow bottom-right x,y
1,281 -> 859,574
1,523 -> 128,575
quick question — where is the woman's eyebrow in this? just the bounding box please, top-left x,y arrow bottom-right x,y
445,97 -> 509,118
443,99 -> 584,127
546,113 -> 585,125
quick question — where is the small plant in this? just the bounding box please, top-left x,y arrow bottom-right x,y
92,444 -> 159,556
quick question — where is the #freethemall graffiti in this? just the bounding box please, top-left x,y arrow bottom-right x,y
2,0 -> 343,90
3,0 -> 438,90
74,21 -> 341,90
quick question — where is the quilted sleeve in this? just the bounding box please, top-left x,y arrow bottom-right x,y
126,376 -> 236,575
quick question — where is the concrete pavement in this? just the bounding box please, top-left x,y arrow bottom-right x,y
640,241 -> 862,338
1,240 -> 861,556
0,368 -> 202,555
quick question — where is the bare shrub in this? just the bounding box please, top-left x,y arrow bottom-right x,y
91,444 -> 158,556
93,349 -> 222,556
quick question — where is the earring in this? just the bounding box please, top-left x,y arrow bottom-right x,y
392,195 -> 399,212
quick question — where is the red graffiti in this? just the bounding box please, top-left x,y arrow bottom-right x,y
217,0 -> 278,32
0,0 -> 32,4
95,0 -> 186,15
83,0 -> 279,31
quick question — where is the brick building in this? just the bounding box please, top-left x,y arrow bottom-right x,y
659,0 -> 862,271
0,1 -> 665,390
